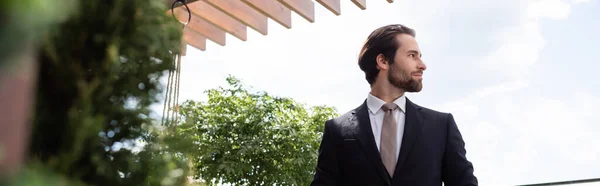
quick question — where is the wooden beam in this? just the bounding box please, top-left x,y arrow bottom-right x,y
352,0 -> 366,10
316,0 -> 341,15
204,0 -> 268,35
183,29 -> 206,51
173,7 -> 226,46
242,0 -> 292,29
188,1 -> 248,41
165,0 -> 200,8
277,0 -> 315,23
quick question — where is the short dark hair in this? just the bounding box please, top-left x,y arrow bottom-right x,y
358,24 -> 416,85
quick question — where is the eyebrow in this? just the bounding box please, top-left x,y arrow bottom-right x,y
407,50 -> 422,57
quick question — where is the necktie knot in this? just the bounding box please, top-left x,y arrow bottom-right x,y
381,103 -> 398,112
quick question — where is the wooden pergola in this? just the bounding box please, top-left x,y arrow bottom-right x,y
166,0 -> 394,51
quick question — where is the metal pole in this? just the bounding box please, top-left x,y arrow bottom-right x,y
518,178 -> 600,186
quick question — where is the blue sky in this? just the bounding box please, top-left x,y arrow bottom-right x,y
152,0 -> 600,185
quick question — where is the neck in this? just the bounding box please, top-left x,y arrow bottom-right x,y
370,80 -> 405,103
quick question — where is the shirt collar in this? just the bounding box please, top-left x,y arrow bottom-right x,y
366,93 -> 406,114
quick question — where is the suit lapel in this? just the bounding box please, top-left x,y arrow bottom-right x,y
393,98 -> 425,180
351,101 -> 392,185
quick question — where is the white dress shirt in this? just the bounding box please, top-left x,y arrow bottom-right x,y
366,93 -> 406,160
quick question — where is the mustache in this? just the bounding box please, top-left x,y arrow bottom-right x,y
411,71 -> 424,75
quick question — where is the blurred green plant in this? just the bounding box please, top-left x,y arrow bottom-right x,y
4,0 -> 192,185
172,76 -> 339,186
0,0 -> 76,70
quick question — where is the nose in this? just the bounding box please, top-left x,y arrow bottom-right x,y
418,60 -> 427,71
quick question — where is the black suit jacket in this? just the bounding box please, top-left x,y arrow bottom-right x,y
310,98 -> 477,186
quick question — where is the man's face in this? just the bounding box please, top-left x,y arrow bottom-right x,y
387,34 -> 427,92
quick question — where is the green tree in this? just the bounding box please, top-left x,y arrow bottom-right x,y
9,0 -> 191,185
173,76 -> 338,186
0,0 -> 76,68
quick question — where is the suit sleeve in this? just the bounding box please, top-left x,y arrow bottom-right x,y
442,113 -> 478,186
310,120 -> 340,186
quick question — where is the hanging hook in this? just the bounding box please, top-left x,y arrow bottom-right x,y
171,0 -> 191,26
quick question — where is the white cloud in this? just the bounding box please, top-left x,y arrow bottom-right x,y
437,0 -> 599,184
573,0 -> 593,4
528,0 -> 572,20
472,80 -> 529,99
482,21 -> 545,78
480,0 -> 575,78
444,87 -> 600,185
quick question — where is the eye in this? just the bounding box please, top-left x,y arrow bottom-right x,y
409,54 -> 415,58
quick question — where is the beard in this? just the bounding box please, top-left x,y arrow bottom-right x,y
387,64 -> 423,92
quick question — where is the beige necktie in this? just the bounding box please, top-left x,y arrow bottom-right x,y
380,102 -> 398,177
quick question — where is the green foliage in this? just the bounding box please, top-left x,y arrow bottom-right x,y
0,0 -> 76,69
20,0 -> 190,185
174,76 -> 339,186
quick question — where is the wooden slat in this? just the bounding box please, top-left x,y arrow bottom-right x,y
242,0 -> 292,29
352,0 -> 366,10
316,0 -> 341,15
165,0 -> 200,8
188,1 -> 248,41
173,7 -> 226,46
204,0 -> 268,35
277,0 -> 315,23
183,29 -> 206,51
167,0 -> 395,52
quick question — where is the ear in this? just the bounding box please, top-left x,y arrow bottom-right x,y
376,54 -> 389,70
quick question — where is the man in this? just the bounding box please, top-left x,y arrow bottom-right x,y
310,24 -> 477,186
